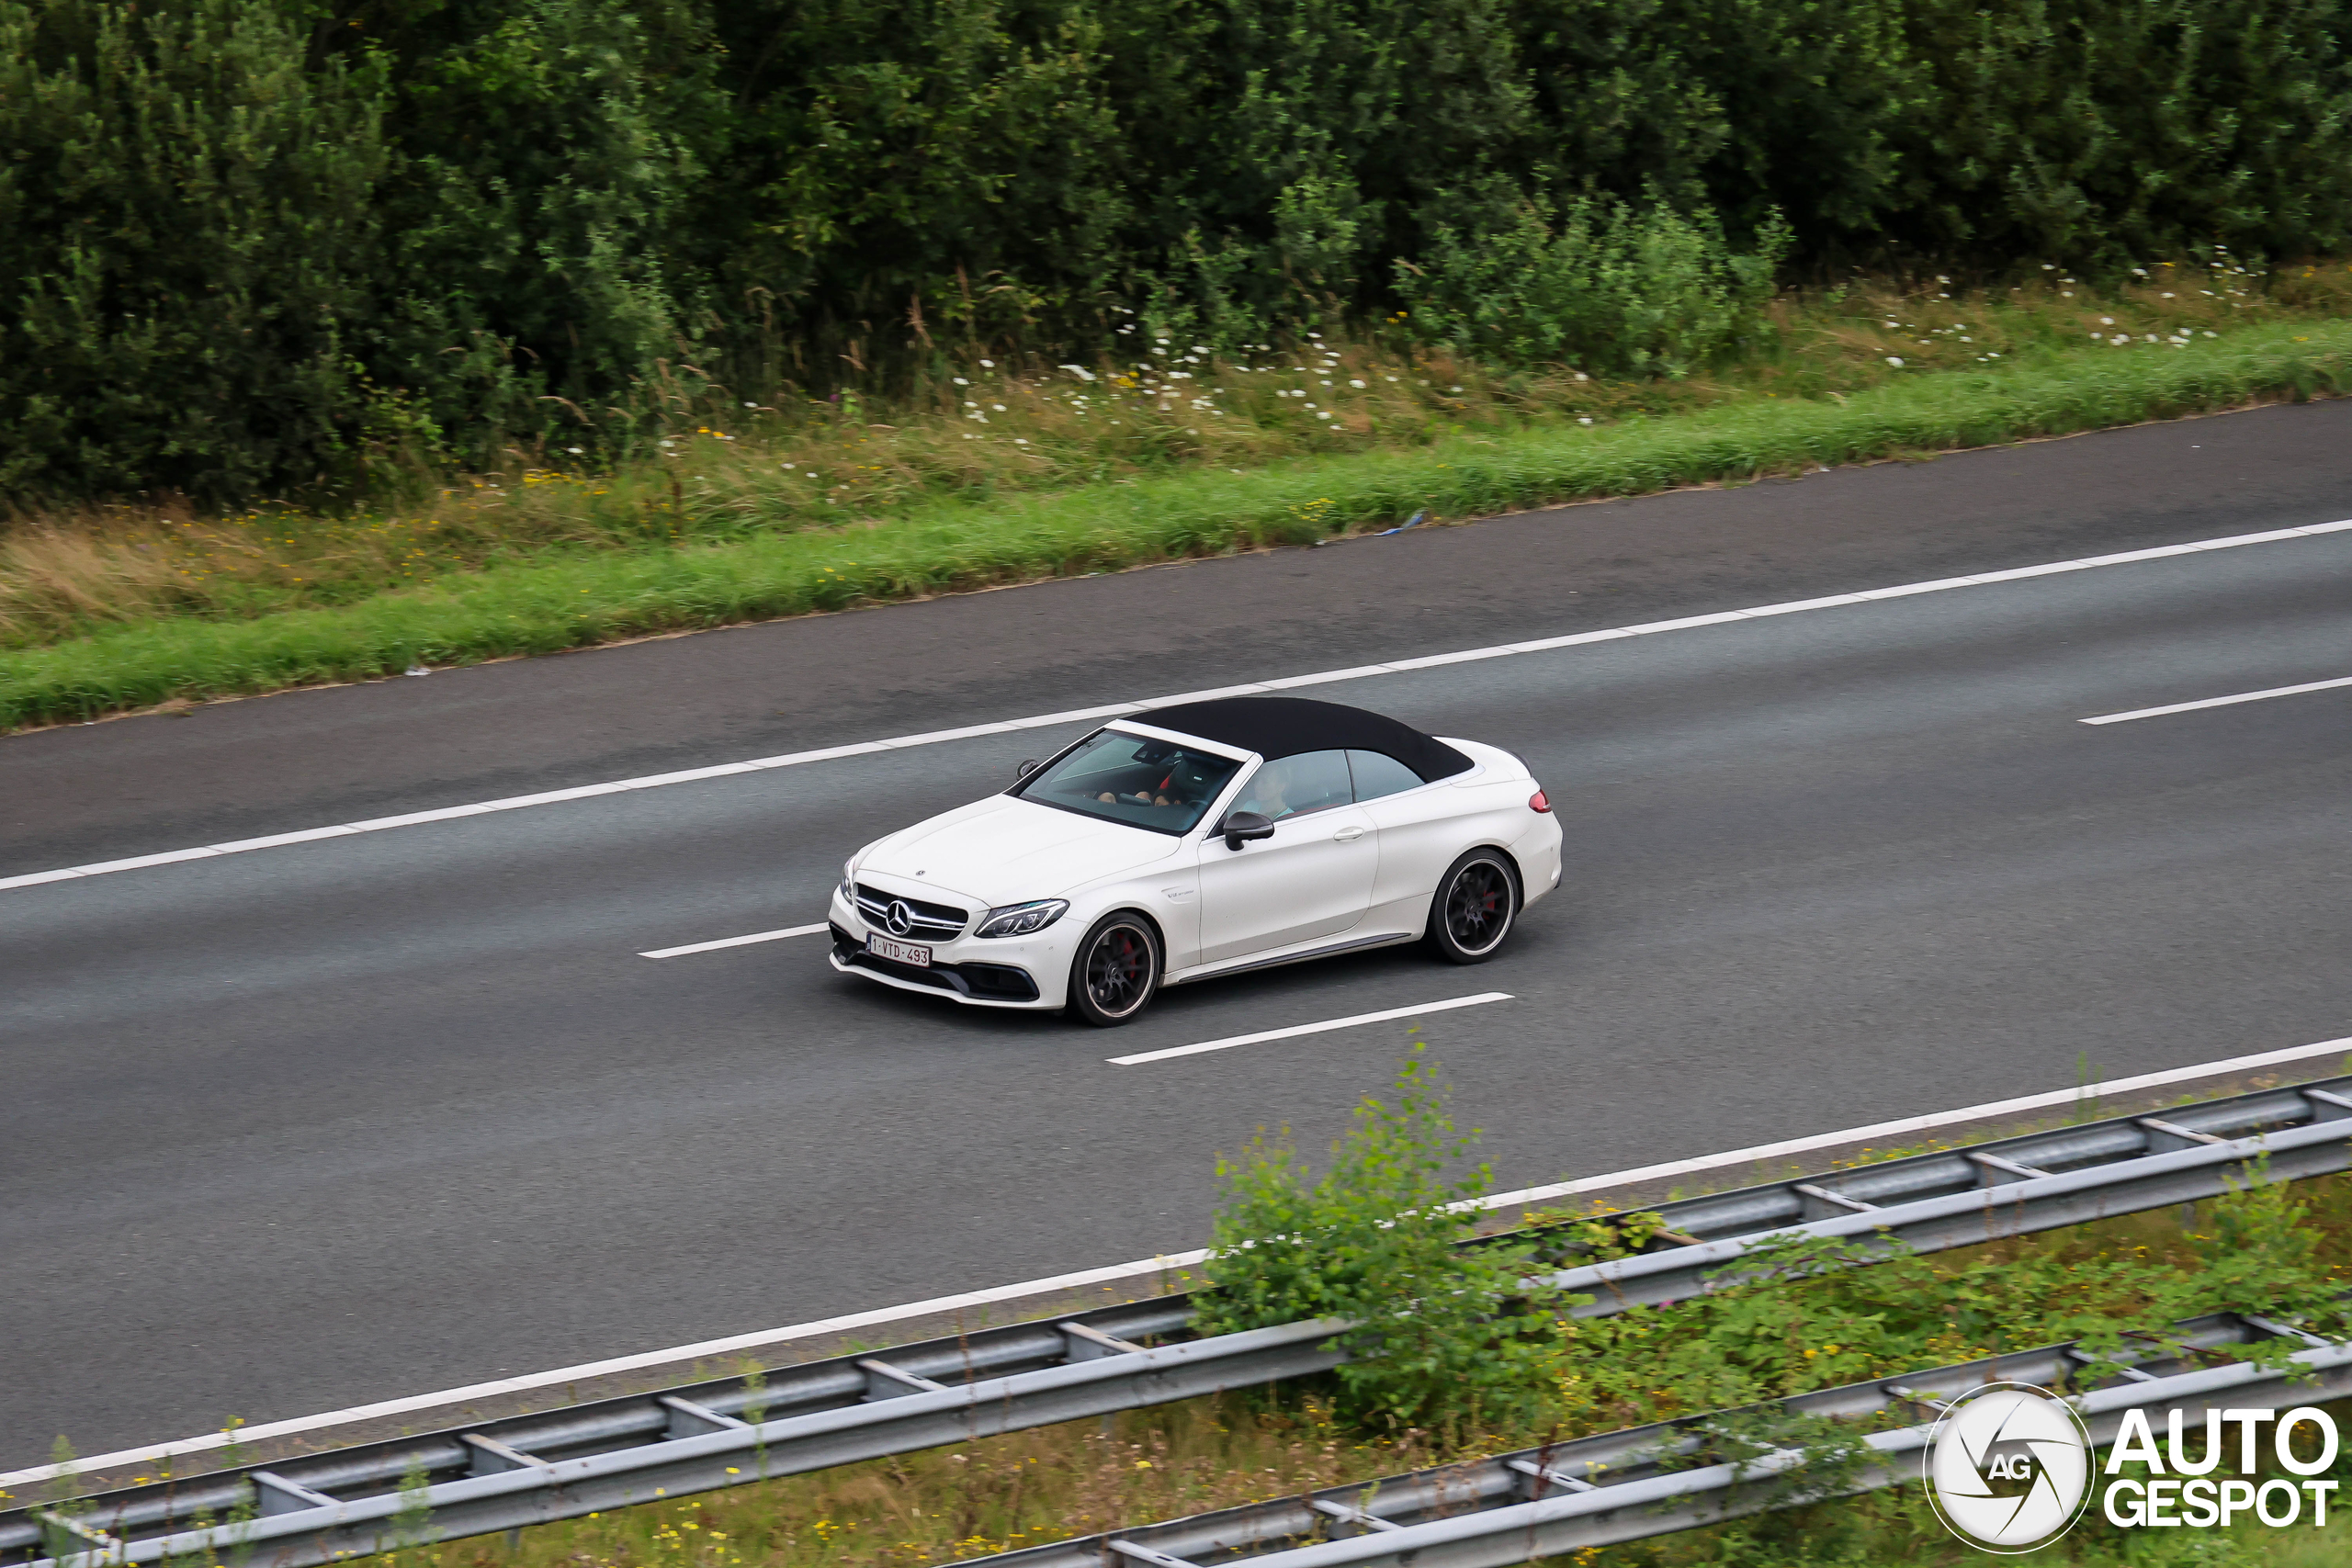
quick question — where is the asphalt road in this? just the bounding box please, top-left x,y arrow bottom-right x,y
6,401 -> 2351,1468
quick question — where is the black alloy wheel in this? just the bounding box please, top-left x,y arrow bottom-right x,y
1427,850 -> 1518,964
1069,913 -> 1161,1026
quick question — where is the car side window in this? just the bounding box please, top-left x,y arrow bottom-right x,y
1345,749 -> 1426,802
1230,750 -> 1355,821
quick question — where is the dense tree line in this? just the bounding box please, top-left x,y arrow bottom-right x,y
6,0 -> 2351,502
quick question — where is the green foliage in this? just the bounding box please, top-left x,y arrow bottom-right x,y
0,0 -> 390,502
1396,197 -> 1790,374
357,0 -> 723,457
2187,1157 -> 2344,1325
7,0 -> 2352,502
1554,1170 -> 2352,1437
1193,1041 -> 1566,1434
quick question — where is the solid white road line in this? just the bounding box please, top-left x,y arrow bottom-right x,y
1106,991 -> 1514,1066
2081,672 -> 2352,726
639,923 -> 830,959
7,515 -> 2350,897
8,1028 -> 2344,1489
1474,1033 -> 2352,1213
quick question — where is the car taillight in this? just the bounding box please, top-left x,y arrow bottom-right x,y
1529,789 -> 1551,813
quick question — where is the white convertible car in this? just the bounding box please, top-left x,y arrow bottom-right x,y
827,696 -> 1561,1026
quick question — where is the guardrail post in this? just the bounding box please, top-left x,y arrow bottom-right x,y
249,1472 -> 338,1517
2306,1088 -> 2352,1122
657,1397 -> 749,1440
460,1434 -> 548,1476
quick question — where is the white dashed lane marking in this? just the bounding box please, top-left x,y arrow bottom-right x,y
2082,672 -> 2352,726
639,923 -> 831,959
1107,991 -> 1514,1066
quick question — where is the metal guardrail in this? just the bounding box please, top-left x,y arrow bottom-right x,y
17,1319 -> 1347,1568
973,1308 -> 2352,1568
1545,1082 -> 2352,1314
10,1073 -> 2347,1568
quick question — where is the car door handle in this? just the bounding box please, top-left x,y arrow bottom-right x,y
1331,826 -> 1367,842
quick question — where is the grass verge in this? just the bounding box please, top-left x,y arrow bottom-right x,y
5,290 -> 2349,731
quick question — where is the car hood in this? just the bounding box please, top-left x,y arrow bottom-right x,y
857,796 -> 1182,907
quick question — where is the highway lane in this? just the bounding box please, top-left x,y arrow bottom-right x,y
6,507 -> 2350,1466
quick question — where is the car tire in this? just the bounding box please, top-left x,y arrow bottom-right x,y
1425,849 -> 1518,964
1068,912 -> 1161,1027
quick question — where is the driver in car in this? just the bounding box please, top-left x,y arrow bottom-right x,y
1098,752 -> 1189,810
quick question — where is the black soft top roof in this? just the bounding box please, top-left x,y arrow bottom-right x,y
1126,696 -> 1474,782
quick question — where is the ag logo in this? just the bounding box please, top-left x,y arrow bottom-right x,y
1924,1382 -> 2094,1553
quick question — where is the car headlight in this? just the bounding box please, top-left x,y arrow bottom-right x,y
838,861 -> 856,903
975,898 -> 1069,938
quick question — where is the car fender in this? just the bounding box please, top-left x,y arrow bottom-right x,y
1063,874 -> 1190,970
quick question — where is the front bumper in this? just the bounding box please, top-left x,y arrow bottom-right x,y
826,889 -> 1067,1009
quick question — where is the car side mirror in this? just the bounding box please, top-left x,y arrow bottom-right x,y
1014,759 -> 1039,779
1220,810 -> 1275,852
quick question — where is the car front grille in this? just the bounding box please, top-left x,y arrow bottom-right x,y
854,883 -> 968,941
831,926 -> 1038,1002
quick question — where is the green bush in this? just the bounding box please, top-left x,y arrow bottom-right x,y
6,0 -> 2352,502
0,0 -> 390,502
355,0 -> 723,459
1193,1043 -> 1566,1435
1396,197 -> 1791,373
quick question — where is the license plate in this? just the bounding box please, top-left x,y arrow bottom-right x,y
866,934 -> 931,966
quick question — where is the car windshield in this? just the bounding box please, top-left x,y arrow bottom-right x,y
1012,729 -> 1243,836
